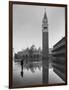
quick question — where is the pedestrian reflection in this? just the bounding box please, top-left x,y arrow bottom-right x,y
21,70 -> 24,78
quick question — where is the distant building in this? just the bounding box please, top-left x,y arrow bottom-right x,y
14,47 -> 52,62
52,37 -> 66,81
14,48 -> 42,62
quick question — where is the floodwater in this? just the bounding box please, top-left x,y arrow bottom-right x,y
13,60 -> 65,88
13,61 -> 43,87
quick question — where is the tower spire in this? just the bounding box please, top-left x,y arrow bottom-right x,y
42,8 -> 48,29
43,8 -> 48,21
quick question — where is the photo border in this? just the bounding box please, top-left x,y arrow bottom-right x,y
9,1 -> 67,89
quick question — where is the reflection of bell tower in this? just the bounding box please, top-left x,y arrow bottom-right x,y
42,9 -> 49,84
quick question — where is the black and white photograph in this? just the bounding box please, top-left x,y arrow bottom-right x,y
9,1 -> 67,88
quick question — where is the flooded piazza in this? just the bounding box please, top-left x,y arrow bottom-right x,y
13,59 -> 65,87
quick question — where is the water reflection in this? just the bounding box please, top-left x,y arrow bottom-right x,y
42,57 -> 49,84
13,56 -> 65,87
20,71 -> 24,78
20,59 -> 24,78
20,58 -> 42,74
13,57 -> 49,87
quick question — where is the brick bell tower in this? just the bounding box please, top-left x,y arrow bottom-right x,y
42,9 -> 49,84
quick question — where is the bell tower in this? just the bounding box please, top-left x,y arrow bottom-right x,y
42,9 -> 49,84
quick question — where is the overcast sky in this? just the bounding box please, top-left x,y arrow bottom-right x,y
13,4 -> 65,53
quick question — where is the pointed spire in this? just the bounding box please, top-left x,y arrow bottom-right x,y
43,8 -> 47,20
42,8 -> 48,28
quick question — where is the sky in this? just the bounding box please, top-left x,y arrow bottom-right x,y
13,4 -> 65,53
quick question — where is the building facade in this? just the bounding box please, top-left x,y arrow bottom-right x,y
14,48 -> 42,62
52,37 -> 66,81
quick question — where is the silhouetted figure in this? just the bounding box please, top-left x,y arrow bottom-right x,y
20,57 -> 24,78
21,56 -> 24,70
20,70 -> 24,78
21,59 -> 24,71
